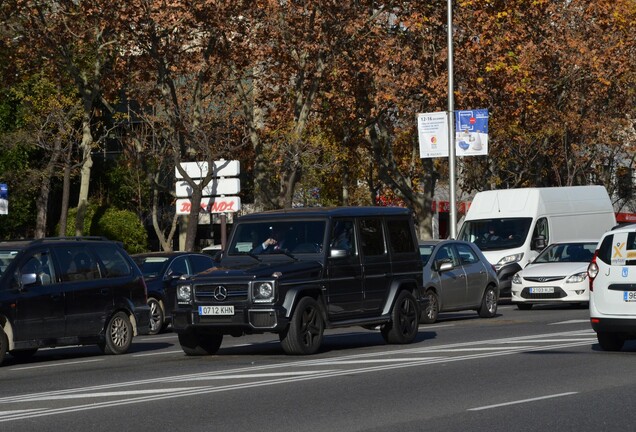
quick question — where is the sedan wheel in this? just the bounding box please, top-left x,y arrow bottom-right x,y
147,298 -> 165,335
478,286 -> 498,318
421,290 -> 439,324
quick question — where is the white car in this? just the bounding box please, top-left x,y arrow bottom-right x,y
511,241 -> 597,310
589,224 -> 636,351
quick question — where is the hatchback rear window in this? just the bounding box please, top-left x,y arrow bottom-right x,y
597,232 -> 636,266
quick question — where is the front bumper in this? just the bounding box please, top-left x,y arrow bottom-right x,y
591,317 -> 636,336
172,305 -> 290,334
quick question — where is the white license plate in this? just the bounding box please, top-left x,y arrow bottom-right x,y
198,305 -> 235,316
529,287 -> 554,294
623,292 -> 636,302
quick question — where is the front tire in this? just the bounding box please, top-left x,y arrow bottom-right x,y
478,286 -> 498,318
99,311 -> 133,355
280,296 -> 325,355
178,331 -> 223,356
147,297 -> 165,335
421,290 -> 439,324
381,290 -> 419,344
597,332 -> 625,351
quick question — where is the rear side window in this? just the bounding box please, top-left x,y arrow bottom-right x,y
190,255 -> 216,273
456,243 -> 479,265
387,219 -> 417,254
93,244 -> 132,278
55,245 -> 100,281
359,218 -> 386,257
597,232 -> 636,266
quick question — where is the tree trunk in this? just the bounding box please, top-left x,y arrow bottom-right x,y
75,112 -> 94,236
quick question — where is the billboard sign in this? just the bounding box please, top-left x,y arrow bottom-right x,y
455,109 -> 489,156
417,112 -> 449,158
0,183 -> 7,215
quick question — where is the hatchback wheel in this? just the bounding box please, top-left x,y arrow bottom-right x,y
421,290 -> 439,324
478,286 -> 498,318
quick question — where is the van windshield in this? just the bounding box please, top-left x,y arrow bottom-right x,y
458,218 -> 532,251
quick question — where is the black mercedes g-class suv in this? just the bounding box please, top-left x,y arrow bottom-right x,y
0,237 -> 150,365
172,207 -> 426,355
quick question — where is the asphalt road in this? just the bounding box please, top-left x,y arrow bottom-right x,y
2,303 -> 636,432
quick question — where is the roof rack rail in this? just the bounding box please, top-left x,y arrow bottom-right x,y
31,236 -> 109,244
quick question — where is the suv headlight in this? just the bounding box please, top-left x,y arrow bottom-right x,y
566,272 -> 588,284
177,284 -> 192,301
252,281 -> 276,303
495,253 -> 524,270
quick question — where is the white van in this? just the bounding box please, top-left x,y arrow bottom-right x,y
457,186 -> 616,295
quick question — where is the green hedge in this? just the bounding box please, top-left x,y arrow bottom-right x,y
65,204 -> 148,254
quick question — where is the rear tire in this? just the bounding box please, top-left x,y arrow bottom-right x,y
0,327 -> 7,366
178,331 -> 223,356
99,311 -> 133,355
381,291 -> 419,344
478,286 -> 498,318
597,332 -> 625,351
280,297 -> 325,355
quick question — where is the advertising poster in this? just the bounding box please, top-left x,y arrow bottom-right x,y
417,112 -> 449,158
455,109 -> 489,156
0,183 -> 7,215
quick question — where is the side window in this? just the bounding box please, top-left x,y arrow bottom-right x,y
359,218 -> 386,257
533,217 -> 549,247
456,243 -> 478,265
597,235 -> 612,264
169,256 -> 189,276
190,255 -> 216,274
56,246 -> 100,281
19,250 -> 55,286
330,219 -> 356,255
388,218 -> 417,254
434,245 -> 459,266
92,244 -> 131,278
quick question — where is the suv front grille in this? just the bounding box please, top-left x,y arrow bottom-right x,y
194,283 -> 249,302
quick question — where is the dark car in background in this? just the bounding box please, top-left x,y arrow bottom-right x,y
0,237 -> 150,366
419,240 -> 499,324
133,252 -> 217,334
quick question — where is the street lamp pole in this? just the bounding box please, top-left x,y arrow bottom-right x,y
447,0 -> 457,239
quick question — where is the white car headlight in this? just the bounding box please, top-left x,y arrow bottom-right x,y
177,284 -> 192,301
566,272 -> 588,284
512,272 -> 522,285
252,281 -> 276,303
495,253 -> 524,270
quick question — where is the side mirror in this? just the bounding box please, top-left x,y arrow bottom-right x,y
330,249 -> 350,258
20,273 -> 38,288
434,260 -> 454,272
533,236 -> 546,251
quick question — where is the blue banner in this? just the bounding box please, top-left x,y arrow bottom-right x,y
455,109 -> 489,156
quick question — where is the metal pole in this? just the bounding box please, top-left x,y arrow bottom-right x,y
447,0 -> 457,239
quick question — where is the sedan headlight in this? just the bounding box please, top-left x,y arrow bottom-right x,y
177,284 -> 192,301
495,253 -> 524,270
566,272 -> 588,284
252,281 -> 276,303
511,272 -> 522,285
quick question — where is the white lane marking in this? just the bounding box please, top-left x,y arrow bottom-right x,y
418,324 -> 455,329
549,319 -> 589,325
468,392 -> 578,411
502,338 -> 595,343
9,359 -> 104,371
14,388 -> 205,402
423,347 -> 535,352
0,409 -> 47,415
279,359 -> 444,366
133,350 -> 183,357
167,371 -> 337,381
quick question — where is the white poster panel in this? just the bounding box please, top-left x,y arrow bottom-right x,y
176,196 -> 241,215
175,178 -> 241,198
455,109 -> 489,156
417,112 -> 449,158
175,160 -> 240,179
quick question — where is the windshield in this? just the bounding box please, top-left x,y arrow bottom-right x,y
0,249 -> 20,277
134,256 -> 169,278
228,220 -> 326,256
458,218 -> 532,251
534,242 -> 596,263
